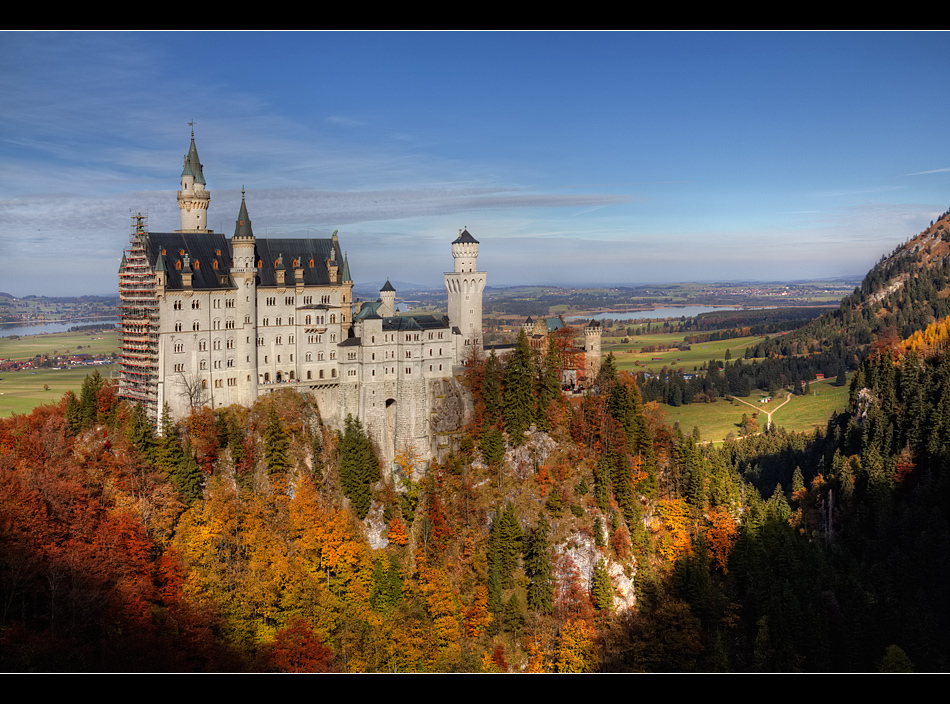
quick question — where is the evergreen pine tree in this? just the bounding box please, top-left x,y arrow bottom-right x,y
591,558 -> 614,611
537,336 -> 560,432
482,349 -> 502,427
264,405 -> 292,476
339,414 -> 380,519
503,329 -> 536,444
126,402 -> 156,465
176,440 -> 205,505
524,516 -> 554,614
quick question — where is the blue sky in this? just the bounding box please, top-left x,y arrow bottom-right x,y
1,31 -> 949,296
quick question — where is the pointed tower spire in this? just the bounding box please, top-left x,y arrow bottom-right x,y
177,126 -> 210,233
341,251 -> 352,283
233,186 -> 254,239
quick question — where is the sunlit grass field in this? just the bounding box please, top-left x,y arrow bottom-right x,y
603,332 -> 772,374
661,379 -> 850,444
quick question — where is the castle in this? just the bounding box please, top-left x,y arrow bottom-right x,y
118,131 -> 485,462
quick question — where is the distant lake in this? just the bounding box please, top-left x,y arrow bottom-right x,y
0,319 -> 119,338
568,306 -> 769,323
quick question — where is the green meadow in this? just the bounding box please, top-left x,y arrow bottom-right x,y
603,332 -> 772,374
0,330 -> 118,361
662,378 -> 850,444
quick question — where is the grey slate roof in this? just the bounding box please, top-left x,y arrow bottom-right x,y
381,314 -> 450,332
452,228 -> 478,245
147,232 -> 233,289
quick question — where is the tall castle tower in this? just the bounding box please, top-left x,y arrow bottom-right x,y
445,228 -> 485,355
177,127 -> 210,233
584,319 -> 602,380
230,189 -> 259,408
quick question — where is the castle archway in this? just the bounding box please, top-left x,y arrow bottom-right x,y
385,398 -> 397,464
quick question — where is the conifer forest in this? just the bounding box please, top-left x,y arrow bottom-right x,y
4,215 -> 950,672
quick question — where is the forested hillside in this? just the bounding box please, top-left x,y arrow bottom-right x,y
3,215 -> 950,671
640,211 -> 950,406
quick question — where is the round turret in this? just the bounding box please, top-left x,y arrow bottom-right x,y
452,228 -> 479,273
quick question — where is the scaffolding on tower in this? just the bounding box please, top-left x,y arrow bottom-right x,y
118,212 -> 160,421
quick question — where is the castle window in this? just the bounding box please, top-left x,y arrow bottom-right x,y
429,365 -> 432,372
213,320 -> 220,330
199,340 -> 207,351
330,314 -> 336,324
276,336 -> 282,345
276,318 -> 282,326
304,296 -> 312,305
193,322 -> 200,331
174,363 -> 184,372
330,334 -> 336,343
309,259 -> 314,268
179,249 -> 185,256
214,379 -> 222,388
406,351 -> 411,358
289,371 -> 295,380
201,380 -> 207,389
213,339 -> 221,351
226,299 -> 235,308
257,337 -> 263,346
306,352 -> 312,361
319,370 -> 324,379
285,296 -> 294,305
194,260 -> 199,269
305,315 -> 312,325
289,335 -> 294,344
372,353 -> 375,360
176,260 -> 182,270
173,300 -> 182,310
318,352 -> 324,361
288,317 -> 294,326
175,342 -> 184,353
227,339 -> 234,349
307,371 -> 312,380
257,259 -> 262,267
227,359 -> 234,367
331,369 -> 336,377
192,300 -> 200,310
226,320 -> 235,329
330,352 -> 336,360
245,315 -> 251,324
212,260 -> 218,269
200,360 -> 207,370
264,373 -> 270,382
175,323 -> 182,332
263,318 -> 269,326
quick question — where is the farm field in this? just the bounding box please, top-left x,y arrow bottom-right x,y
0,330 -> 118,361
603,332 -> 772,374
0,364 -> 117,417
662,378 -> 850,444
0,329 -> 119,417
